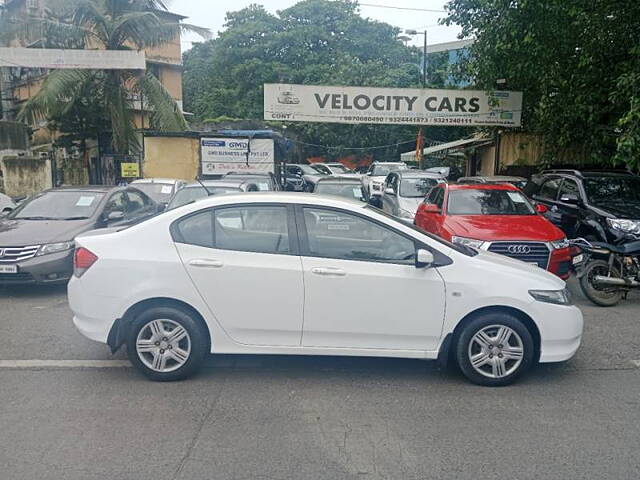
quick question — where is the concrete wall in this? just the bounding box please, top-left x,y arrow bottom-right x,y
1,156 -> 52,197
143,136 -> 199,180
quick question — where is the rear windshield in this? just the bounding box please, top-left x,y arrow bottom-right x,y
400,177 -> 440,198
447,189 -> 535,215
133,183 -> 174,202
315,183 -> 365,201
9,190 -> 105,220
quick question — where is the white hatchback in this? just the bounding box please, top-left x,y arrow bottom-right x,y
69,193 -> 583,386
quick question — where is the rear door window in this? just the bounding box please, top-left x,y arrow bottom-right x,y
214,206 -> 290,255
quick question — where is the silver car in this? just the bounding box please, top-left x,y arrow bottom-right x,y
381,170 -> 446,222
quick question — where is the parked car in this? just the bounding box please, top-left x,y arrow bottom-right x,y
69,192 -> 582,386
524,169 -> 640,244
0,186 -> 158,284
131,178 -> 187,208
312,176 -> 366,201
282,172 -> 306,192
223,172 -> 279,191
458,175 -> 528,190
166,180 -> 258,210
0,192 -> 17,214
362,162 -> 408,205
285,164 -> 330,191
381,170 -> 446,222
414,183 -> 572,279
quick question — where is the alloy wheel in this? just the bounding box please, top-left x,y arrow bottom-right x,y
467,324 -> 524,379
135,319 -> 192,373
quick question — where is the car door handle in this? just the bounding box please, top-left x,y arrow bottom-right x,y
311,267 -> 346,277
189,259 -> 224,268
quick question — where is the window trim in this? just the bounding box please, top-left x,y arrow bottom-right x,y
294,204 -> 421,266
170,203 -> 299,256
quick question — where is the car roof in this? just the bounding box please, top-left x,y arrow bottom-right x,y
131,178 -> 180,184
184,180 -> 247,188
581,171 -> 638,178
396,170 -> 444,179
446,183 -> 519,191
176,192 -> 368,210
47,185 -> 120,193
316,176 -> 361,183
459,175 -> 525,182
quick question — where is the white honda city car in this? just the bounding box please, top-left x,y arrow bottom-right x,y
69,193 -> 583,386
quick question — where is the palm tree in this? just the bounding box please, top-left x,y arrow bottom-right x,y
7,0 -> 208,153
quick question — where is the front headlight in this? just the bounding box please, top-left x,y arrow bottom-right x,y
550,238 -> 569,250
37,241 -> 75,256
398,209 -> 415,219
606,218 -> 640,235
529,288 -> 572,305
451,236 -> 486,249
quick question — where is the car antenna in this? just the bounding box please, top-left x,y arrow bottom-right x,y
195,177 -> 213,196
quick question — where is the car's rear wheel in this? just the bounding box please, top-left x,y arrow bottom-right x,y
456,313 -> 534,386
126,306 -> 209,381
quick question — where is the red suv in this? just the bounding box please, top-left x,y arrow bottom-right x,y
415,183 -> 572,278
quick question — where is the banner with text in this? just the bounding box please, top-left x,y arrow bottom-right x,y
201,138 -> 275,175
264,83 -> 522,127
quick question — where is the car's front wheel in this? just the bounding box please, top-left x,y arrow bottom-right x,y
126,306 -> 209,381
455,313 -> 534,386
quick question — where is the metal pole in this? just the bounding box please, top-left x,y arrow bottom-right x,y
422,30 -> 427,87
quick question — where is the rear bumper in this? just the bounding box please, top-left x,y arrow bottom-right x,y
0,250 -> 73,285
68,276 -> 117,344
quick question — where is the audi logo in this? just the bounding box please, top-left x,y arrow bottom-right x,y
507,245 -> 531,254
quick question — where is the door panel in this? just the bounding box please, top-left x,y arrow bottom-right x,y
173,205 -> 304,346
298,206 -> 446,350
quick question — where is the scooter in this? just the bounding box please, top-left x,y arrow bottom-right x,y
571,238 -> 640,306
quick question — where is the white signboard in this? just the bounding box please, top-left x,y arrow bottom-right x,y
200,137 -> 275,175
264,83 -> 522,127
0,47 -> 146,69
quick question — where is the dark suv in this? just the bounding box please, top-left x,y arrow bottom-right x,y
523,169 -> 640,244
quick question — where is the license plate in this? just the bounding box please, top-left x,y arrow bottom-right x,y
0,264 -> 18,274
572,254 -> 584,265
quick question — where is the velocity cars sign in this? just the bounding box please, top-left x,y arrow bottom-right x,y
201,138 -> 275,175
264,83 -> 523,127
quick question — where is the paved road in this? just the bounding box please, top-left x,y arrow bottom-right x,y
1,280 -> 639,479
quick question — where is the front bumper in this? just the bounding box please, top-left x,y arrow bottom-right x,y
532,302 -> 584,363
0,249 -> 74,285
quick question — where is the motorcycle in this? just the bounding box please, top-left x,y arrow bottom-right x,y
571,238 -> 640,306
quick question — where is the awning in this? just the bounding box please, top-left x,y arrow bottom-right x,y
400,136 -> 491,162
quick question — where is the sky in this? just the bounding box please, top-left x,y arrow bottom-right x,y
169,0 -> 463,52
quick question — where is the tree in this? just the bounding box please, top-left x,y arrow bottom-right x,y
444,0 -> 640,170
6,0 -> 207,153
183,0 -> 471,159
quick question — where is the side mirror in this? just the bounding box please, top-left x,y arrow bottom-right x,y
106,210 -> 125,222
422,203 -> 441,214
560,193 -> 580,205
415,249 -> 434,268
535,203 -> 548,214
384,187 -> 395,195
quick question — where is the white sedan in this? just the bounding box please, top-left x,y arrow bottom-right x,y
69,193 -> 583,386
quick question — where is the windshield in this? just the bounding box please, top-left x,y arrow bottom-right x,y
328,164 -> 349,173
584,176 -> 640,205
315,183 -> 365,201
371,164 -> 406,176
9,190 -> 105,220
132,183 -> 174,202
400,177 -> 440,198
225,176 -> 273,191
447,189 -> 535,215
365,205 -> 478,257
167,186 -> 241,209
310,164 -> 331,175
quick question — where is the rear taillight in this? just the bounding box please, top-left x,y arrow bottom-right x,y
73,247 -> 98,277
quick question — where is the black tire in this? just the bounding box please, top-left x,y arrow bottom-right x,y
126,306 -> 209,381
579,259 -> 624,307
455,313 -> 535,387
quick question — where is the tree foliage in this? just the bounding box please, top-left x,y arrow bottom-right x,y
444,0 -> 640,170
183,0 -> 469,159
7,0 -> 206,153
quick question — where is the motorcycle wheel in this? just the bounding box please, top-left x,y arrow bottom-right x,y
579,259 -> 624,307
